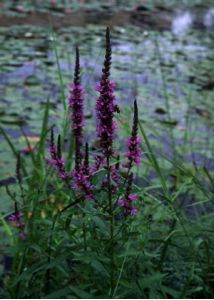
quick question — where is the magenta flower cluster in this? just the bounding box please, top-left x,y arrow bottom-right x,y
47,27 -> 142,216
72,165 -> 94,200
95,27 -> 119,159
68,46 -> 85,170
124,136 -> 142,167
123,100 -> 142,169
118,194 -> 138,216
96,80 -> 117,155
48,152 -> 68,181
9,211 -> 27,239
68,83 -> 84,145
8,28 -> 142,242
118,173 -> 138,215
48,133 -> 70,182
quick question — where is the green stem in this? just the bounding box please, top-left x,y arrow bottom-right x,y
45,212 -> 59,295
83,221 -> 87,251
82,200 -> 87,252
114,164 -> 132,208
107,155 -> 114,297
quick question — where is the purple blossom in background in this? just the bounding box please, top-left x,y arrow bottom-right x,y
72,166 -> 94,200
69,82 -> 84,141
8,210 -> 27,239
123,100 -> 142,168
118,173 -> 138,216
68,46 -> 84,169
8,211 -> 25,227
111,166 -> 120,184
125,136 -> 142,166
111,156 -> 120,184
19,232 -> 27,239
44,28 -> 141,217
48,130 -> 70,183
96,27 -> 118,157
72,143 -> 94,200
90,155 -> 105,173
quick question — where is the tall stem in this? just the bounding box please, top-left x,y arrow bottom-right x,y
45,212 -> 59,295
83,221 -> 87,251
107,155 -> 114,297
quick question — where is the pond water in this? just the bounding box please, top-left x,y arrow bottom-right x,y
0,8 -> 214,182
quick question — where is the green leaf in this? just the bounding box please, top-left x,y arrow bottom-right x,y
91,259 -> 110,278
44,287 -> 71,299
69,286 -> 93,299
138,273 -> 165,289
92,216 -> 107,234
0,212 -> 13,245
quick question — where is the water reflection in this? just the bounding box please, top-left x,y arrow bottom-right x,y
204,8 -> 214,28
172,11 -> 193,35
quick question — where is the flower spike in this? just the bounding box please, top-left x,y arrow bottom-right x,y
96,27 -> 118,158
74,45 -> 80,86
48,128 -> 70,183
57,134 -> 62,159
69,45 -> 84,170
16,153 -> 22,185
118,172 -> 138,216
123,99 -> 142,168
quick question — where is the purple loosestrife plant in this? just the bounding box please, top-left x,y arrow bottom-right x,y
95,28 -> 119,295
118,173 -> 138,216
83,142 -> 90,176
101,156 -> 120,192
72,166 -> 94,200
8,158 -> 27,239
48,48 -> 94,200
72,143 -> 94,200
95,27 -> 118,160
123,100 -> 142,169
68,46 -> 84,170
116,101 -> 141,216
8,209 -> 27,239
111,155 -> 120,185
8,211 -> 25,228
7,27 -> 146,298
48,129 -> 70,184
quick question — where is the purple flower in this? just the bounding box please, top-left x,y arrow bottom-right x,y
72,165 -> 94,200
9,210 -> 27,238
48,130 -> 70,183
118,173 -> 138,216
69,83 -> 84,141
19,232 -> 27,239
8,211 -> 22,223
95,27 -> 118,157
124,136 -> 142,166
111,156 -> 120,184
130,208 -> 138,215
96,80 -> 117,153
111,166 -> 120,183
123,100 -> 142,168
72,143 -> 94,200
68,46 -> 84,169
129,194 -> 138,201
90,155 -> 106,173
118,199 -> 125,207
